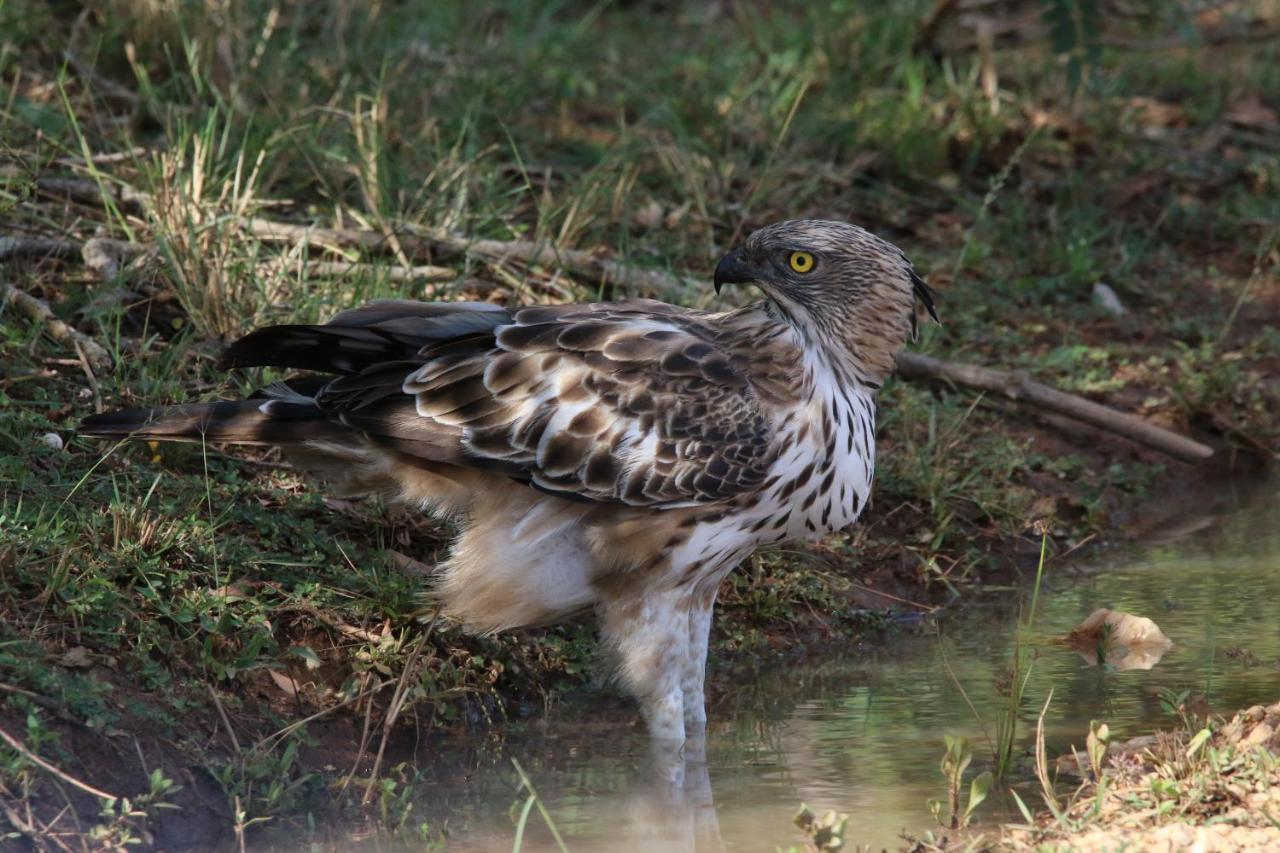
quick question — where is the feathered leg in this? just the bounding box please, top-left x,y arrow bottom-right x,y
599,586 -> 691,743
681,589 -> 717,731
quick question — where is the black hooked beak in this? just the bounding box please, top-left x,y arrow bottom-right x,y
713,248 -> 755,295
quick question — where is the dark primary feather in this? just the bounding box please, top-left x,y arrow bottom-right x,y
218,300 -> 511,374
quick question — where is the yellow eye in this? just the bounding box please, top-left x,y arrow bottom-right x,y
788,251 -> 814,273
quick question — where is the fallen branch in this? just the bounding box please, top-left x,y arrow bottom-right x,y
28,179 -> 702,297
35,177 -> 148,212
0,234 -> 83,261
271,259 -> 455,283
246,219 -> 702,299
894,351 -> 1215,464
82,237 -> 150,281
56,146 -> 149,168
0,282 -> 113,372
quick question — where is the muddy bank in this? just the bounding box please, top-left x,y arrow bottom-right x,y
988,700 -> 1280,853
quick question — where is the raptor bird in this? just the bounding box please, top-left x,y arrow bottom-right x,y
80,219 -> 936,742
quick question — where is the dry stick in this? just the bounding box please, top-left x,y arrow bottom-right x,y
246,219 -> 703,299
206,684 -> 243,754
275,259 -> 456,283
72,340 -> 103,413
36,177 -> 148,212
0,794 -> 39,843
81,237 -> 149,282
360,630 -> 430,806
57,147 -> 149,168
0,723 -> 121,802
895,351 -> 1215,464
0,683 -> 79,725
0,282 -> 113,372
0,235 -> 83,261
31,179 -> 698,296
254,678 -> 396,755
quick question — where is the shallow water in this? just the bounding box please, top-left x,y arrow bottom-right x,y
312,479 -> 1280,851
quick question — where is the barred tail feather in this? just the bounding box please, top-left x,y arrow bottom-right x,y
78,399 -> 343,446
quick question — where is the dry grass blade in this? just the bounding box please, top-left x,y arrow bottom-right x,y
1035,689 -> 1059,816
149,131 -> 268,339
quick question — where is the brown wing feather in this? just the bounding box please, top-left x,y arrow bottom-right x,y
315,300 -> 781,507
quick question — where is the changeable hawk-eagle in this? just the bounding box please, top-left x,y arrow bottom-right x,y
81,220 -> 937,742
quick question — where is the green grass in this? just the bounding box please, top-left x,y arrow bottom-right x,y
2,0 -> 1278,846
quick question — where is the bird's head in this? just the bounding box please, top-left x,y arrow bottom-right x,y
714,219 -> 938,384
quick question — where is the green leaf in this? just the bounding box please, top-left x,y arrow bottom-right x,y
963,771 -> 993,825
288,644 -> 322,670
1185,728 -> 1212,759
1010,789 -> 1035,825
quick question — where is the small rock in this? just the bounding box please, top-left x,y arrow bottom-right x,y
1092,282 -> 1127,316
39,432 -> 64,450
1244,722 -> 1275,747
633,200 -> 664,230
59,646 -> 93,669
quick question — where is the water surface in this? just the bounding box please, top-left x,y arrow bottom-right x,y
318,480 -> 1280,850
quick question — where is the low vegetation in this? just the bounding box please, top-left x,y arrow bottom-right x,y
2,0 -> 1277,847
989,697 -> 1280,851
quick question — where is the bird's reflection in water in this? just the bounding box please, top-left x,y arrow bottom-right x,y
628,736 -> 724,853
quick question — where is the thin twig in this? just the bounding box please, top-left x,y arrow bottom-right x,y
61,50 -> 140,105
246,218 -> 703,299
206,684 -> 243,754
0,682 -> 74,719
360,627 -> 433,806
72,340 -> 103,413
0,792 -> 40,845
0,723 -> 121,801
339,673 -> 381,796
56,147 -> 149,168
254,677 -> 395,754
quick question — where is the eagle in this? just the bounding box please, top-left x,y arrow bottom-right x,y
81,220 -> 936,743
